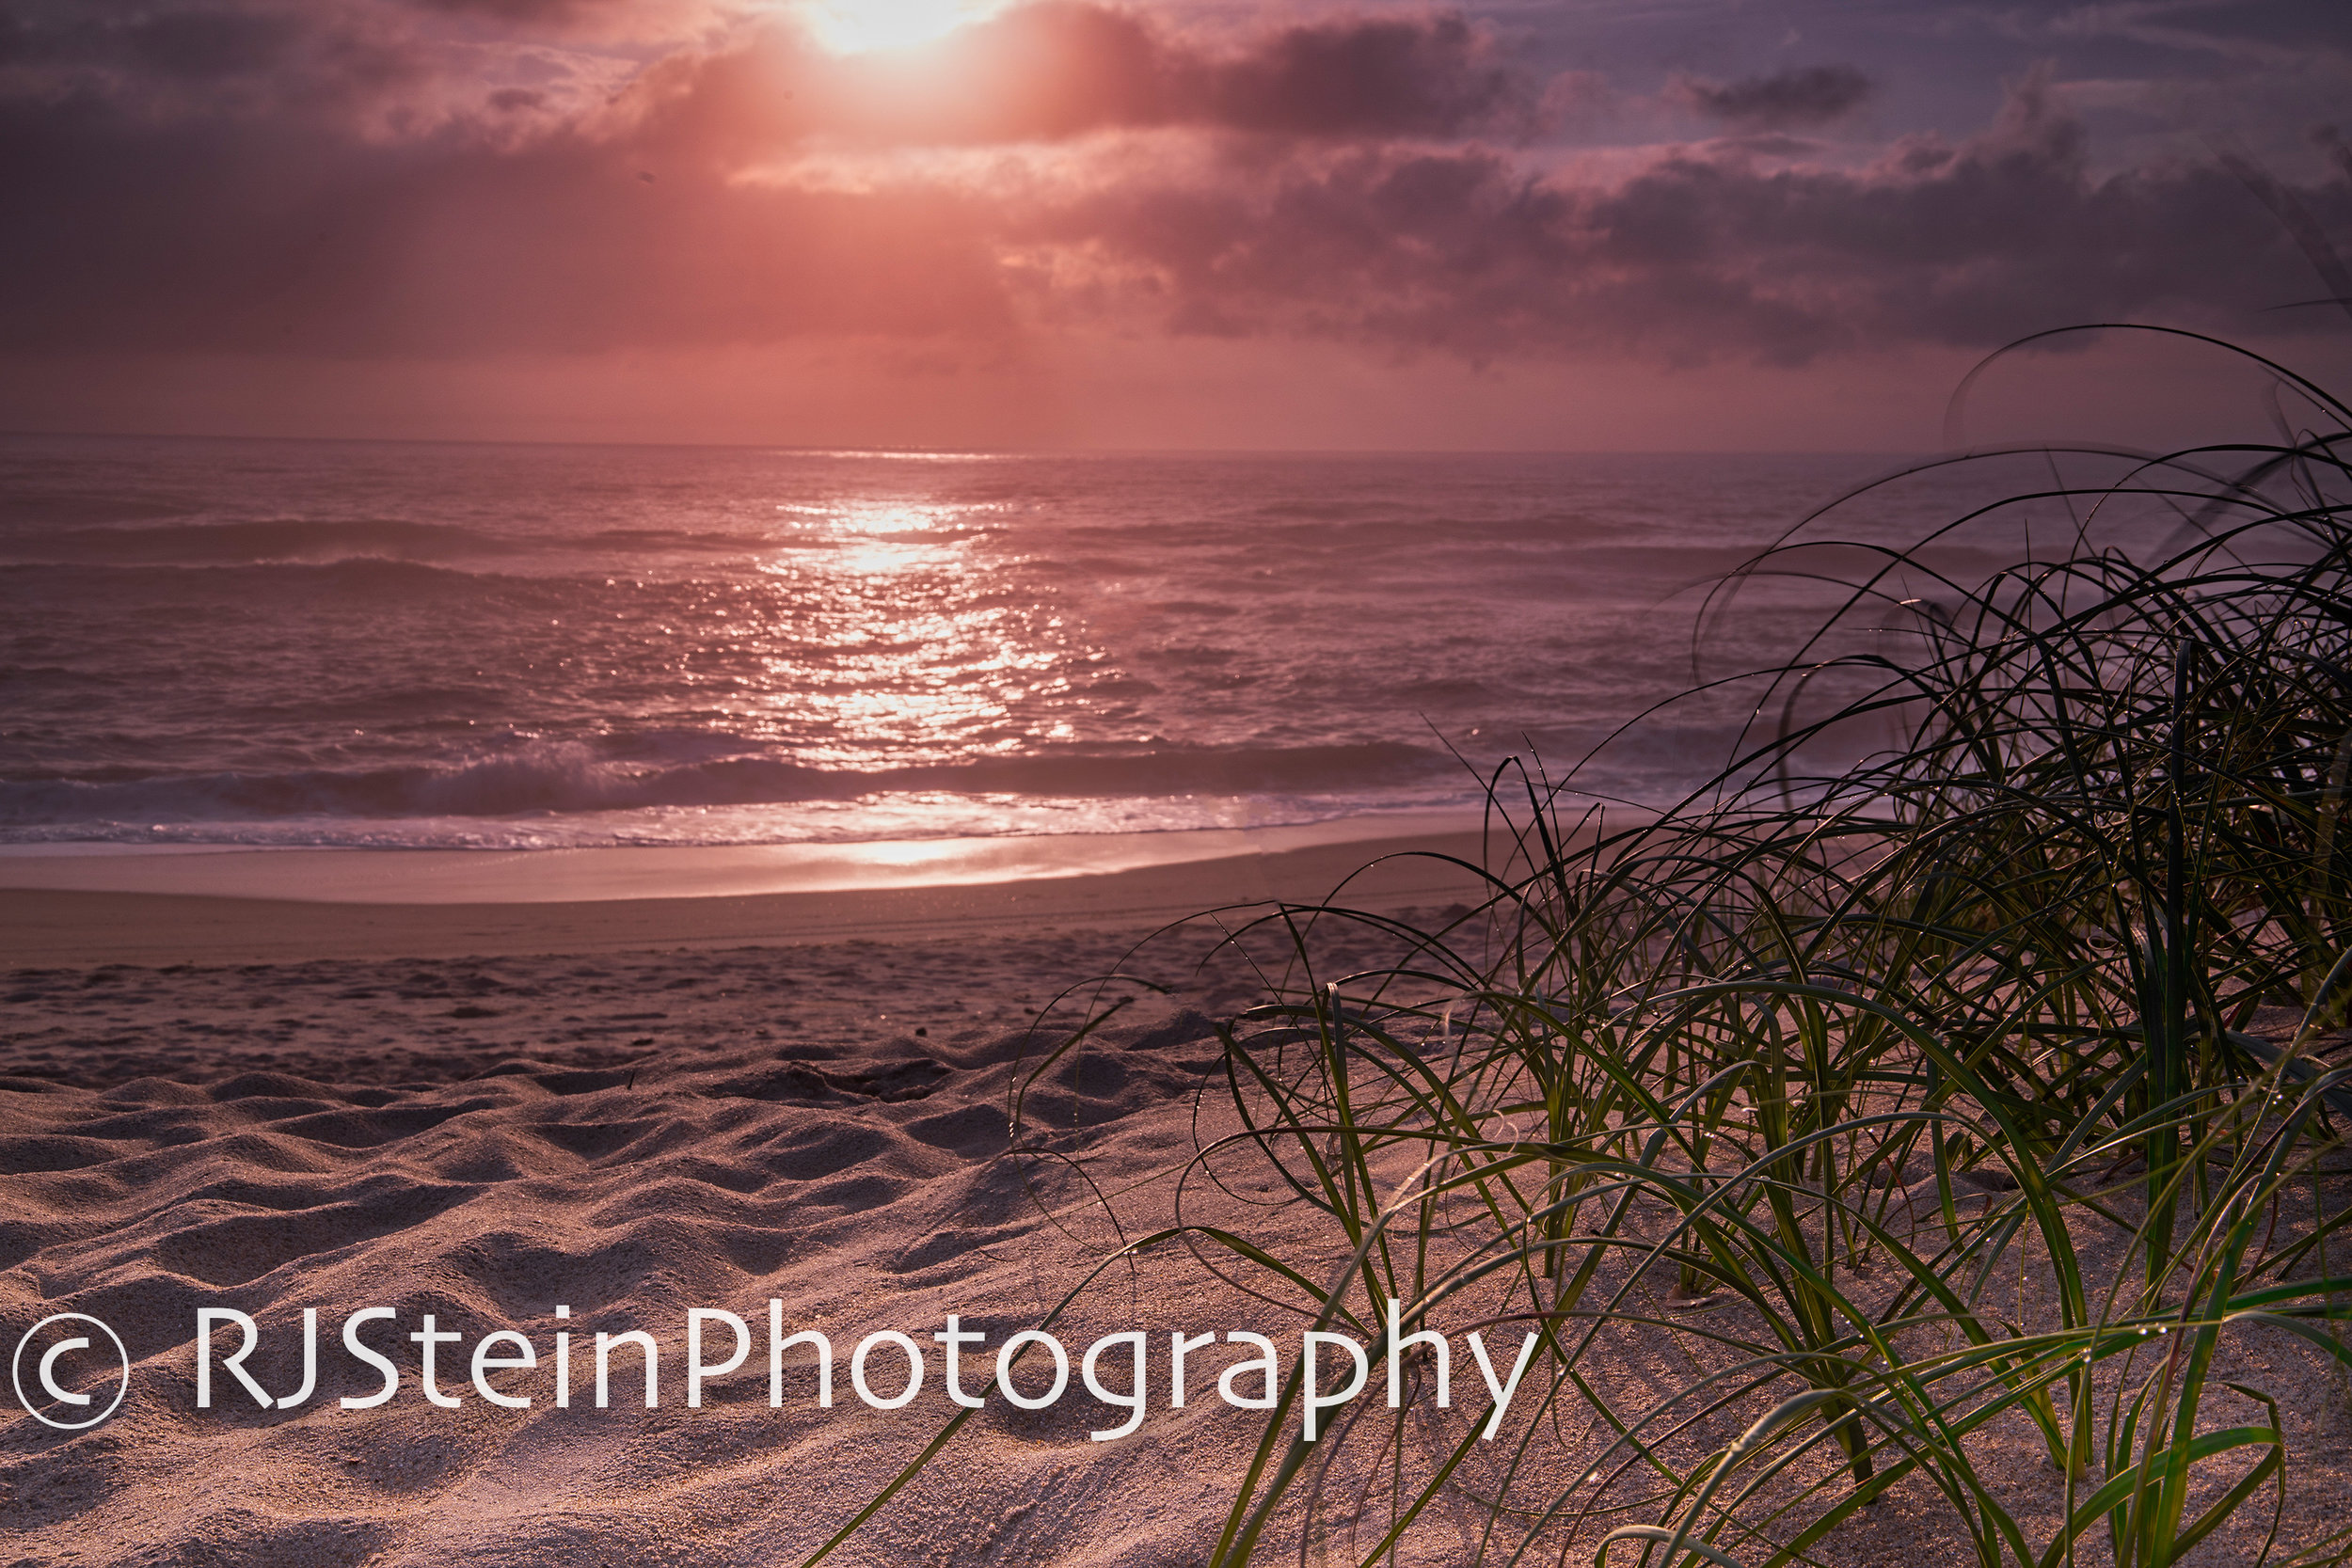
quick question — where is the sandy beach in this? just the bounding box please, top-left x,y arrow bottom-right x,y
1,822 -> 1504,1564
8,820 -> 2352,1566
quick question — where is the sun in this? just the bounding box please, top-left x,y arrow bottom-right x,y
805,0 -> 1002,54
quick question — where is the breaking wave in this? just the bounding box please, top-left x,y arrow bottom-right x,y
0,740 -> 1450,829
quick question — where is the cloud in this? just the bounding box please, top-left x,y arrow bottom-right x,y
90,8 -> 308,80
1201,13 -> 1533,137
2042,2 -> 2329,69
656,3 -> 1541,150
0,2 -> 474,129
402,0 -> 613,19
1674,64 -> 1872,130
1030,71 -> 2348,363
0,5 -> 2341,372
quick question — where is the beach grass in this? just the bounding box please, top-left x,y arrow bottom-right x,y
822,330 -> 2352,1567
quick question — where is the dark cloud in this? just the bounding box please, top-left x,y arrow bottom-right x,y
0,5 -> 304,80
1206,14 -> 1531,137
0,2 -> 432,120
1038,75 -> 2347,363
1677,65 -> 1872,130
115,8 -> 305,79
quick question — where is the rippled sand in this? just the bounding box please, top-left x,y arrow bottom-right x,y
1,925 -> 1327,1565
8,917 -> 2350,1566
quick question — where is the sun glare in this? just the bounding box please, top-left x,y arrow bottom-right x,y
805,0 -> 998,54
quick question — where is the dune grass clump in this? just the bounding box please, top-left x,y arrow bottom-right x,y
1162,335 -> 2352,1568
814,332 -> 2352,1568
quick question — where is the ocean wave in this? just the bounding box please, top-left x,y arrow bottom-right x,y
0,518 -> 513,566
0,518 -> 768,569
0,740 -> 1449,825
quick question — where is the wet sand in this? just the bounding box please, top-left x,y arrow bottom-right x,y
0,815 -> 1494,967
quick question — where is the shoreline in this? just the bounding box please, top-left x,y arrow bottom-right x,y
0,811 -> 1505,967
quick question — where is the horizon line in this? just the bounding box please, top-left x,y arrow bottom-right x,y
0,426 -> 1924,460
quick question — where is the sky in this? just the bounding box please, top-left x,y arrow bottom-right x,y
1,0 -> 2348,450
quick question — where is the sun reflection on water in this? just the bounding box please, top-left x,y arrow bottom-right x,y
775,499 -> 1004,535
739,495 -> 1083,770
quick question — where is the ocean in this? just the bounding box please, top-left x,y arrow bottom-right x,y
0,435 -> 2028,850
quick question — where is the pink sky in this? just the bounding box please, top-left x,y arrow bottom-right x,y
2,0 -> 2347,450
